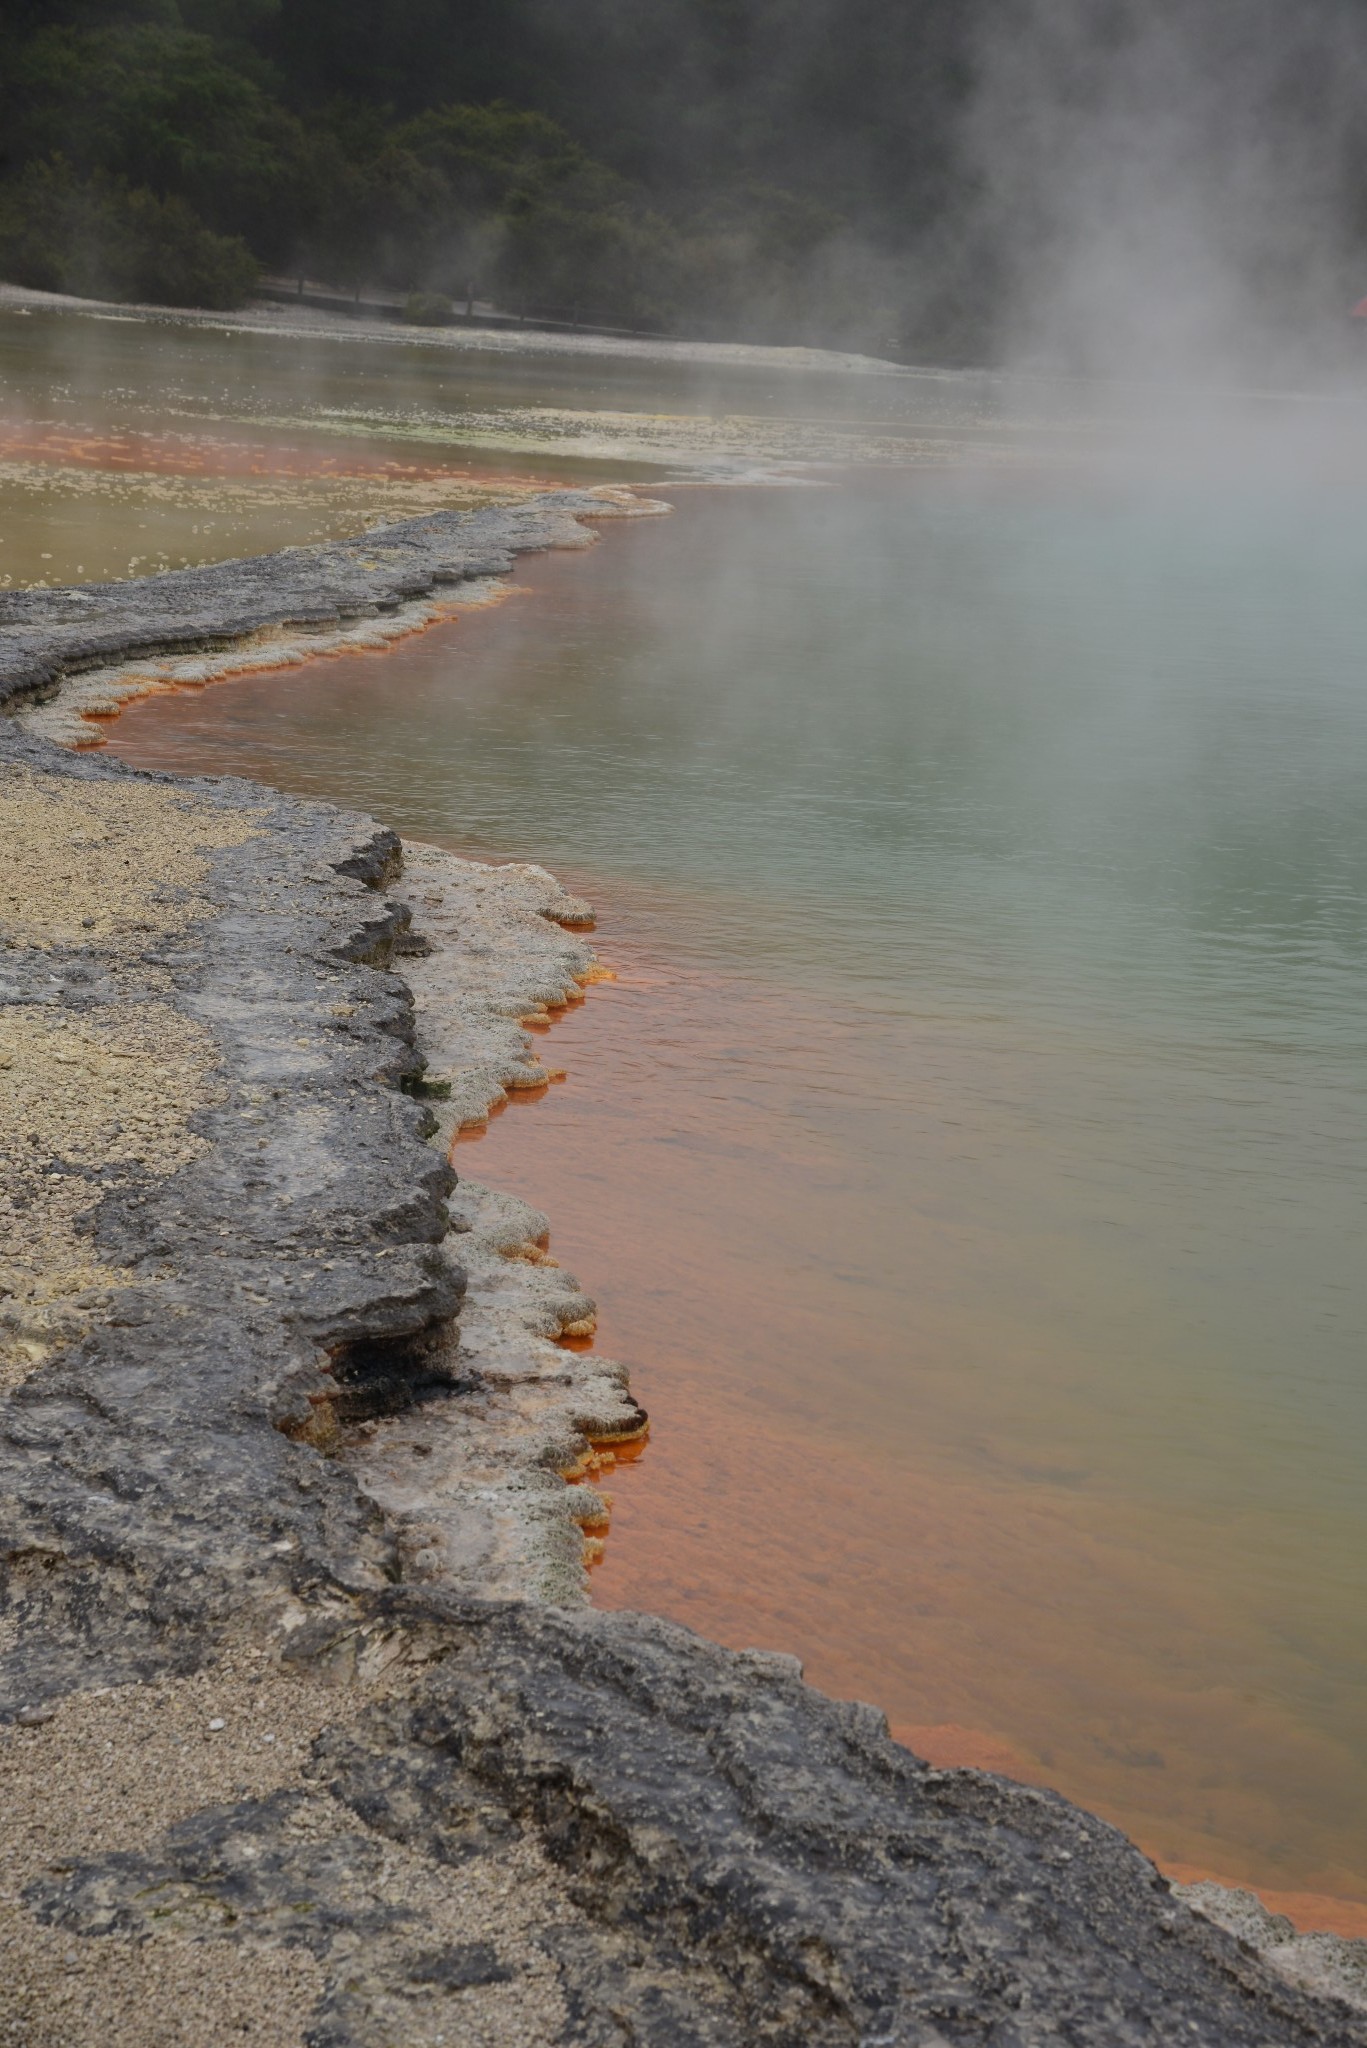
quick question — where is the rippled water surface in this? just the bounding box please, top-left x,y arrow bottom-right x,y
106,457 -> 1367,1919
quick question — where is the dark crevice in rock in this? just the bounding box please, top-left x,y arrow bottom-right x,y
325,1324 -> 466,1427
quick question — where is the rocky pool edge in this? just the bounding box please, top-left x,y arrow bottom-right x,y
0,484 -> 667,736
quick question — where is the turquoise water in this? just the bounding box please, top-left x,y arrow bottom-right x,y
110,456 -> 1367,1906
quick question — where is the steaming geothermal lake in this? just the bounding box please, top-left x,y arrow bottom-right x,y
9,303 -> 1367,1922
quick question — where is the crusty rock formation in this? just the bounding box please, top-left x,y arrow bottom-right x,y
0,493 -> 659,725
0,730 -> 459,1712
1175,1885 -> 1367,2022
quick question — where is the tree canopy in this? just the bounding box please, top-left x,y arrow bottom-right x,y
3,0 -> 1367,361
0,0 -> 984,344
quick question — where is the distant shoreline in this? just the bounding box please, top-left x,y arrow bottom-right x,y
0,275 -> 933,381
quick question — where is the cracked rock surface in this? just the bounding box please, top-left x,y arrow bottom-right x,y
4,507 -> 1367,2042
15,1589 -> 1367,2048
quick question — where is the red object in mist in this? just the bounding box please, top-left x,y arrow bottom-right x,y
1351,297 -> 1367,318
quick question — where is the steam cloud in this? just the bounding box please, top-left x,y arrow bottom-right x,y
953,0 -> 1367,387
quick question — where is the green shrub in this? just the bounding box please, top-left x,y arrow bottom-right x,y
7,22 -> 305,262
0,158 -> 259,310
496,178 -> 683,329
403,291 -> 455,324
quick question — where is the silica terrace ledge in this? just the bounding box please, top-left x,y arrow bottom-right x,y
0,490 -> 657,721
1,510 -> 1366,2042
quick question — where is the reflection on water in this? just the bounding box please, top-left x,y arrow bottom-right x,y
0,299 -> 1071,588
0,304 -> 675,587
105,479 -> 1367,1915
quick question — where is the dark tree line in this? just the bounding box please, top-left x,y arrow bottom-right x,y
0,0 -> 990,346
3,0 -> 1367,360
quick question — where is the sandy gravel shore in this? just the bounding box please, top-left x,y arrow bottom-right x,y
0,1651 -> 589,2048
0,765 -> 256,1391
0,278 -> 916,380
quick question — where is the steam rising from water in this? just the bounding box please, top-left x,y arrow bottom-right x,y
959,0 -> 1367,391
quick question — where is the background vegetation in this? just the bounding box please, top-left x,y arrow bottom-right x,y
0,0 -> 986,349
2,0 -> 1366,361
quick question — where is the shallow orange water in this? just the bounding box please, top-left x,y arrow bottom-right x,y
0,416 -> 561,489
454,965 -> 1367,1934
103,490 -> 1367,1931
